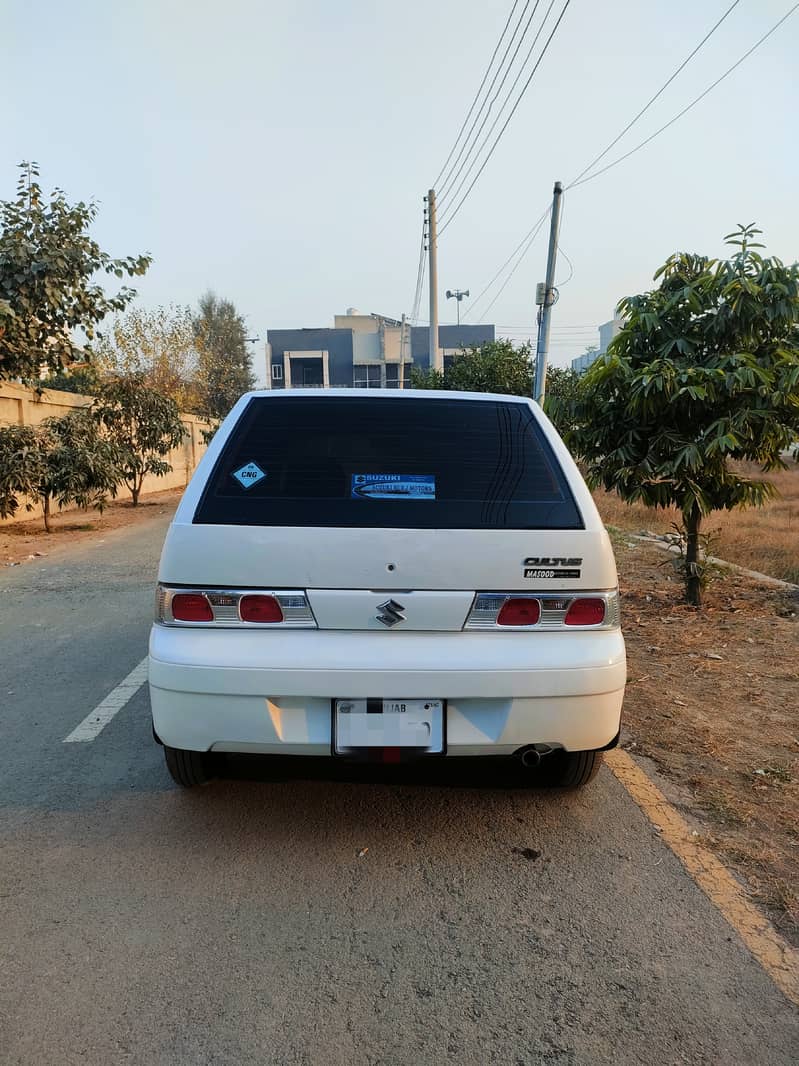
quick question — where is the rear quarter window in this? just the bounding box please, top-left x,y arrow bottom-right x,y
194,396 -> 583,529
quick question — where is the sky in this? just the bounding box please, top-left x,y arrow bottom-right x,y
4,0 -> 798,379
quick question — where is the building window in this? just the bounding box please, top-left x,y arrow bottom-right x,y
272,363 -> 283,381
353,364 -> 381,388
385,364 -> 400,389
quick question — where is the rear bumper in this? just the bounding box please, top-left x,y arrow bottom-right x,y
149,625 -> 626,755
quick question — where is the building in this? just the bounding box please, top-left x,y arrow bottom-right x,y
265,309 -> 495,389
571,316 -> 623,374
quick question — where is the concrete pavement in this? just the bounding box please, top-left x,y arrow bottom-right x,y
0,510 -> 797,1065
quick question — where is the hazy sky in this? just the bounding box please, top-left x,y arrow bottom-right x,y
5,0 -> 798,376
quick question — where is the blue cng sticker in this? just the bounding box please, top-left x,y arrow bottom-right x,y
232,461 -> 267,489
351,474 -> 435,500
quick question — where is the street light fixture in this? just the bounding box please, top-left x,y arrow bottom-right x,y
445,288 -> 469,327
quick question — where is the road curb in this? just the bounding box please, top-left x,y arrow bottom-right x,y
628,533 -> 799,591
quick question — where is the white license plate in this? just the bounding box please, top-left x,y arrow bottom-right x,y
334,699 -> 444,754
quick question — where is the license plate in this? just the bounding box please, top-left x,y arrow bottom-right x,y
334,699 -> 444,755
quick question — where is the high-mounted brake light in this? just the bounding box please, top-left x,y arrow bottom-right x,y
564,598 -> 606,626
497,598 -> 541,626
239,594 -> 283,623
171,593 -> 214,622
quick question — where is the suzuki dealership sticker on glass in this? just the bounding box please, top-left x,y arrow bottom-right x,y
351,474 -> 436,500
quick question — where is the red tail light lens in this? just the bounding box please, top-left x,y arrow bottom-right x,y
497,597 -> 541,626
564,598 -> 606,626
171,593 -> 214,622
239,594 -> 284,623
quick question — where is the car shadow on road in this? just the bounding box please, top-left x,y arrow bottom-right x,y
217,752 -> 561,791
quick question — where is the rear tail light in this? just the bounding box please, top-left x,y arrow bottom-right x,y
466,591 -> 619,630
239,594 -> 283,623
497,598 -> 541,627
156,586 -> 316,628
171,593 -> 214,622
564,598 -> 606,626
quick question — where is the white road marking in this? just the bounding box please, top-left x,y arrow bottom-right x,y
63,658 -> 149,743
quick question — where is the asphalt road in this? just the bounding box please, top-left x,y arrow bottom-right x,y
1,510 -> 797,1065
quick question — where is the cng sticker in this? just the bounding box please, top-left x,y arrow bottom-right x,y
231,462 -> 267,489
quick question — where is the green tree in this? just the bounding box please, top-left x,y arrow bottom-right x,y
0,162 -> 150,381
94,376 -> 185,506
193,292 -> 256,420
0,410 -> 121,532
544,366 -> 580,435
40,363 -> 103,396
558,225 -> 799,606
409,339 -> 534,394
95,305 -> 201,412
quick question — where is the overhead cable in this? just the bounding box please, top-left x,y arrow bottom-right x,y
433,0 -> 526,191
438,0 -> 572,236
438,0 -> 542,203
567,0 -> 743,188
569,3 -> 799,188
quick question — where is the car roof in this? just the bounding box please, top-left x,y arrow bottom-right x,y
242,388 -> 533,404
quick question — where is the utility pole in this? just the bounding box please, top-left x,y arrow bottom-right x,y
399,312 -> 407,389
534,181 -> 564,405
427,188 -> 441,372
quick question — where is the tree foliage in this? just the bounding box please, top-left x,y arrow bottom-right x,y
93,376 -> 185,506
543,366 -> 580,435
409,340 -> 534,394
0,162 -> 150,381
0,410 -> 121,532
40,363 -> 103,396
95,305 -> 201,412
556,225 -> 799,606
193,291 -> 256,420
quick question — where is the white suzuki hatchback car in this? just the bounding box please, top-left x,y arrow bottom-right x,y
149,389 -> 625,788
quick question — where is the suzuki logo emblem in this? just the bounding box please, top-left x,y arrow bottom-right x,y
376,599 -> 405,628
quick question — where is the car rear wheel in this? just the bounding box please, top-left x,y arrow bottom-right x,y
164,745 -> 215,788
541,749 -> 603,789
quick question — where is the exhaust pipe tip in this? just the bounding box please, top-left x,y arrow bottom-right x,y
519,747 -> 541,769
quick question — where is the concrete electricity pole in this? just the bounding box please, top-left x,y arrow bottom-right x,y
427,188 -> 441,372
399,312 -> 407,389
534,181 -> 564,405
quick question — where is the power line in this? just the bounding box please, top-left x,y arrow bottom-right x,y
434,0 -> 527,193
410,223 -> 426,324
464,206 -> 550,317
569,2 -> 799,189
556,244 -> 574,288
438,0 -> 542,204
461,2 -> 739,313
439,0 -> 557,218
457,1 -> 795,322
567,0 -> 743,189
477,210 -> 551,322
438,0 -> 572,236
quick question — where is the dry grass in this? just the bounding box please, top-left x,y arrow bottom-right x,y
594,460 -> 799,584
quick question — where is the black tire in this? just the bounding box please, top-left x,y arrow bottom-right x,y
541,749 -> 603,789
164,745 -> 214,787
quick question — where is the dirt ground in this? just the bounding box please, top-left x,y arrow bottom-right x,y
612,533 -> 799,943
595,460 -> 799,584
0,488 -> 184,567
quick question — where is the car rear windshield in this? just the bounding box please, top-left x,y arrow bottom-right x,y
193,396 -> 583,529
